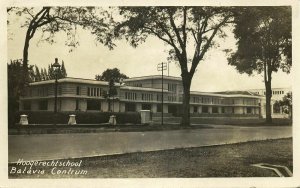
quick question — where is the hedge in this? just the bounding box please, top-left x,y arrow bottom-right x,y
15,111 -> 141,125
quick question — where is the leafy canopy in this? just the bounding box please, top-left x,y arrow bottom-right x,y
95,7 -> 235,77
228,7 -> 291,75
95,68 -> 128,83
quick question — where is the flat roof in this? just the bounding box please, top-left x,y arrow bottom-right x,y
190,91 -> 263,98
30,77 -> 111,86
123,75 -> 182,82
120,86 -> 169,92
247,87 -> 292,91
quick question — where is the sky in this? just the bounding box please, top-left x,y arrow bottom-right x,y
7,8 -> 292,92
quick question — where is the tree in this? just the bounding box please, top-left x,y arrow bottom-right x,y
34,65 -> 42,82
227,7 -> 291,123
96,7 -> 234,126
7,60 -> 34,126
60,61 -> 67,78
95,68 -> 128,83
279,92 -> 292,119
8,7 -> 109,91
108,79 -> 118,112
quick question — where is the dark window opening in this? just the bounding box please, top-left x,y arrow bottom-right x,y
193,106 -> 198,113
142,104 -> 151,110
157,104 -> 162,112
202,106 -> 208,113
23,101 -> 31,110
76,86 -> 80,95
212,107 -> 218,113
76,100 -> 79,110
38,100 -> 48,110
125,103 -> 136,112
87,100 -> 101,110
247,107 -> 252,114
221,107 -> 225,113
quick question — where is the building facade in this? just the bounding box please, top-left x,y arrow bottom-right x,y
19,75 -> 271,118
248,87 -> 292,117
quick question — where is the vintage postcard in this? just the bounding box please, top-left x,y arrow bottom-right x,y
1,0 -> 300,187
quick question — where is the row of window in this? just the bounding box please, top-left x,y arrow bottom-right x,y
168,95 -> 177,102
168,83 -> 177,92
22,99 -> 256,115
87,87 -> 104,97
125,92 -> 137,100
193,106 -> 253,114
192,97 -> 258,105
262,90 -> 285,95
141,93 -> 153,101
272,90 -> 285,95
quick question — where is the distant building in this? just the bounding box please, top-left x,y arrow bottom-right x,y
248,87 -> 291,118
19,75 -> 288,118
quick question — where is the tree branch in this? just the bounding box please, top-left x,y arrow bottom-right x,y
168,9 -> 185,52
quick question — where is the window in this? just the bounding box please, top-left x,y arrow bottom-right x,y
202,106 -> 208,113
38,87 -> 49,97
125,103 -> 136,112
38,100 -> 48,110
76,86 -> 80,95
193,97 -> 200,103
193,106 -> 198,113
142,93 -> 152,101
168,83 -> 177,92
157,104 -> 162,112
247,107 -> 252,114
168,95 -> 176,102
142,104 -> 151,110
76,100 -> 79,110
125,92 -> 137,100
23,101 -> 31,110
212,107 -> 218,113
232,107 -> 235,114
87,100 -> 101,110
87,87 -> 103,97
58,86 -> 62,95
221,107 -> 225,113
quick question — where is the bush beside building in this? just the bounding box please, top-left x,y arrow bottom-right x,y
15,111 -> 141,125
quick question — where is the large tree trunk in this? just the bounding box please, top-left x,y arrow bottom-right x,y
180,74 -> 191,127
22,32 -> 31,93
265,82 -> 272,123
264,65 -> 273,124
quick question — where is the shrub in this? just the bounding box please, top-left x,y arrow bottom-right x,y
15,111 -> 141,125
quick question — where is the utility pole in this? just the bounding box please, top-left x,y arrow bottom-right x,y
157,62 -> 167,126
168,62 -> 170,76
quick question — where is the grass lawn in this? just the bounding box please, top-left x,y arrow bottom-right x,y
8,138 -> 292,178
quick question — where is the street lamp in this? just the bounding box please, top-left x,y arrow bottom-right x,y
52,58 -> 61,114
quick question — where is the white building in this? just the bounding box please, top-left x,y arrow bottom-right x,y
248,87 -> 291,118
19,75 -> 288,119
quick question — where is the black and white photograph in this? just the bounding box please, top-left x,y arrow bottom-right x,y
1,0 -> 300,187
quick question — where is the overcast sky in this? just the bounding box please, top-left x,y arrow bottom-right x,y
7,8 -> 292,92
